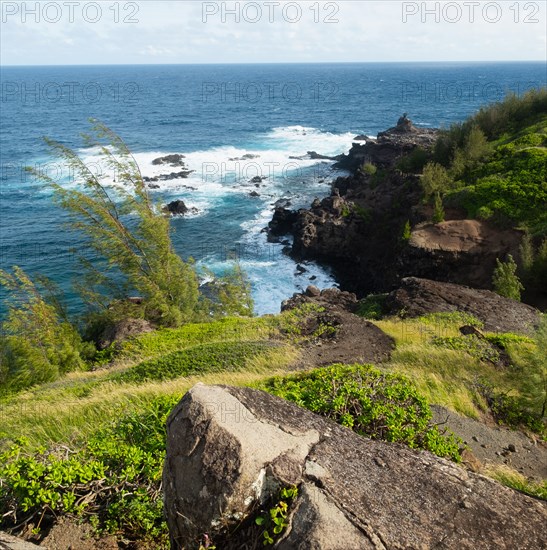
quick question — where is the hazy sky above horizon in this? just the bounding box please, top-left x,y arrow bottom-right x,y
1,1 -> 546,65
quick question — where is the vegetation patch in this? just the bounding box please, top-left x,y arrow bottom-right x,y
0,395 -> 178,547
113,341 -> 279,384
484,465 -> 547,501
432,335 -> 501,364
356,293 -> 389,320
260,364 -> 462,461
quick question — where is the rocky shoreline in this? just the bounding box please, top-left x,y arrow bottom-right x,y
267,117 -> 538,310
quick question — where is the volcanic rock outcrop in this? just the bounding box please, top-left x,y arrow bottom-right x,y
163,384 -> 547,549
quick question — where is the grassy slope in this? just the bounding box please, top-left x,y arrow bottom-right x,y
0,316 -> 298,448
0,312 -> 539,448
0,311 -> 544,546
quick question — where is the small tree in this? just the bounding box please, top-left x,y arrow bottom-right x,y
29,121 -> 199,328
492,255 -> 524,301
432,192 -> 445,224
401,220 -> 412,242
204,262 -> 254,318
421,162 -> 452,202
0,267 -> 87,392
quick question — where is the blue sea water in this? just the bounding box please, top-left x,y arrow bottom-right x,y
0,62 -> 545,315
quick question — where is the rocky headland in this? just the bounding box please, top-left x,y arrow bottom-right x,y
267,117 -> 536,308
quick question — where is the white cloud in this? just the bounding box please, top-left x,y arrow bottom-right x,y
0,1 -> 545,64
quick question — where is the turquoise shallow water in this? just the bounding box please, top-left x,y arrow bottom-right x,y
0,62 -> 545,315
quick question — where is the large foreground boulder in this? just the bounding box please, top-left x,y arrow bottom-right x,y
387,277 -> 540,334
0,533 -> 41,549
163,384 -> 547,549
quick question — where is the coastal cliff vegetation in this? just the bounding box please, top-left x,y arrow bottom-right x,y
0,92 -> 546,547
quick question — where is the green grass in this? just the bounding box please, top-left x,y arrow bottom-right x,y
484,464 -> 547,500
0,316 -> 297,449
374,313 -> 538,421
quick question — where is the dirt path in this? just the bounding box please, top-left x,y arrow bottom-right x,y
432,405 -> 547,482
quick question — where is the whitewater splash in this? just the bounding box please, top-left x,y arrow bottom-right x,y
30,126 -> 356,314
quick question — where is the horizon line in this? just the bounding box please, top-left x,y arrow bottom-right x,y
1,60 -> 546,68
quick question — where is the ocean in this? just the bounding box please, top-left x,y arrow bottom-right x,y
0,62 -> 545,315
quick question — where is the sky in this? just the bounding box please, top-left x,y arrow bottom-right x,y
0,0 -> 546,65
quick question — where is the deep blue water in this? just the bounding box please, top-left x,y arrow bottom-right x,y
1,62 -> 545,315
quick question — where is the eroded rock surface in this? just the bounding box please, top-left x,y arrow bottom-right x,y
0,532 -> 42,549
163,384 -> 547,549
402,220 -> 523,289
386,277 -> 540,334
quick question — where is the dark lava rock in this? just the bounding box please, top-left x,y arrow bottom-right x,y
144,169 -> 194,182
152,154 -> 186,167
164,199 -> 189,215
386,277 -> 540,335
307,151 -> 339,161
268,207 -> 298,239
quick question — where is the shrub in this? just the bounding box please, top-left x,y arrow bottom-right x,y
0,395 -> 178,545
401,220 -> 412,242
397,147 -> 428,173
0,267 -> 89,393
476,381 -> 545,435
432,335 -> 500,364
432,192 -> 445,223
279,303 -> 339,343
357,294 -> 388,320
261,364 -> 462,461
360,162 -> 377,175
421,162 -> 452,201
492,255 -> 524,301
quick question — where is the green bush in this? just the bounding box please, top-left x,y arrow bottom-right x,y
432,335 -> 500,364
0,395 -> 178,545
432,192 -> 445,223
114,341 -> 274,383
476,381 -> 545,435
492,255 -> 524,301
279,303 -> 339,343
357,294 -> 388,320
421,162 -> 452,202
401,220 -> 412,242
261,364 -> 462,461
0,267 -> 89,394
360,162 -> 377,175
397,147 -> 429,173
